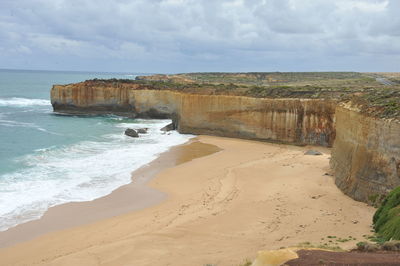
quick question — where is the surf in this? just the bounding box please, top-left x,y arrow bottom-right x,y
0,97 -> 50,107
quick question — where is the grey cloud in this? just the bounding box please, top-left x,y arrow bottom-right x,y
0,0 -> 399,72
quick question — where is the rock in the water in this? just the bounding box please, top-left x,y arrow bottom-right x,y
304,150 -> 322,155
125,128 -> 139,138
160,123 -> 175,132
136,128 -> 148,134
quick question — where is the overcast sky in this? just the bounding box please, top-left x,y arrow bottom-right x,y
0,0 -> 399,73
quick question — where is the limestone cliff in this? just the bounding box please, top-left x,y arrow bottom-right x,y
330,104 -> 400,203
177,94 -> 335,146
51,83 -> 336,146
51,80 -> 400,203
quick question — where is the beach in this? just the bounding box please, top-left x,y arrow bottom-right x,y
0,136 -> 375,266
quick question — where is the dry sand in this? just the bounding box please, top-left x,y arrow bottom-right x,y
0,136 -> 375,266
0,140 -> 220,248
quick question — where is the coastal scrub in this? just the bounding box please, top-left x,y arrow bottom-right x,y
373,186 -> 400,241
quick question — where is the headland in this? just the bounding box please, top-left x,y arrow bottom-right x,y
1,72 -> 400,265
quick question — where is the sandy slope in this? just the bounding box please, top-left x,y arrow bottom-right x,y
0,136 -> 374,266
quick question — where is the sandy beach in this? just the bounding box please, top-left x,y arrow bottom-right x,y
0,139 -> 220,248
0,136 -> 375,266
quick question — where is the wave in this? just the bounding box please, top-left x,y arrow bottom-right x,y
0,119 -> 61,135
0,120 -> 192,231
0,97 -> 50,107
0,119 -> 38,128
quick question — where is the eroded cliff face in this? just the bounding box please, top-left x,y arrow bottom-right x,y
51,82 -> 400,203
177,94 -> 335,146
51,83 -> 336,146
52,83 -> 135,116
331,104 -> 400,202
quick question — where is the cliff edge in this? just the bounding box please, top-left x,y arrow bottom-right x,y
51,73 -> 400,203
51,81 -> 336,146
331,103 -> 400,202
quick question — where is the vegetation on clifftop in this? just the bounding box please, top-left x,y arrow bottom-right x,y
87,72 -> 400,119
352,88 -> 400,118
373,186 -> 400,241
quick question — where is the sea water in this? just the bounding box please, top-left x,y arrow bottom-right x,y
0,69 -> 191,231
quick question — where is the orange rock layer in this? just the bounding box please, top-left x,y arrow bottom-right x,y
51,83 -> 336,146
51,82 -> 400,202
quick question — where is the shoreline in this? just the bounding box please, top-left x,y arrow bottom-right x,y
0,137 -> 220,248
0,136 -> 375,266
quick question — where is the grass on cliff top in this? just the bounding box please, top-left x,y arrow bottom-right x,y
87,73 -> 400,119
174,72 -> 372,86
373,186 -> 400,241
88,77 -> 367,99
137,72 -> 381,87
352,88 -> 400,118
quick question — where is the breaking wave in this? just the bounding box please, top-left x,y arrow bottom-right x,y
0,97 -> 50,107
0,120 -> 192,231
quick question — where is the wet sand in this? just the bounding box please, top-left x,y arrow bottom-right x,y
0,136 -> 375,266
0,138 -> 220,248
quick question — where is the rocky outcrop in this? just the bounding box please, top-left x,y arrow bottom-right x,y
51,83 -> 180,118
51,83 -> 336,147
136,128 -> 148,134
160,123 -> 175,132
304,150 -> 322,156
125,128 -> 139,138
331,104 -> 400,203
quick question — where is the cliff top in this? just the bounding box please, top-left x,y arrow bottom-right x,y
138,72 -> 400,119
64,72 -> 400,119
136,72 -> 395,87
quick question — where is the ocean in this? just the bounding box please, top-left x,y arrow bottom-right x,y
0,69 -> 191,231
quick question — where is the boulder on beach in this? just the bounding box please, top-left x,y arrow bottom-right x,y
125,128 -> 139,138
304,150 -> 322,156
160,123 -> 175,132
136,128 -> 148,134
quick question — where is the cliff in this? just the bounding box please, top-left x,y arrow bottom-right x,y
331,104 -> 400,203
177,94 -> 335,146
51,78 -> 400,203
51,82 -> 336,146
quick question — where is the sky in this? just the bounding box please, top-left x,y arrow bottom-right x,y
0,0 -> 399,73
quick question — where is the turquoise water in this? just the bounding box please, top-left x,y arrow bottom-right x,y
0,70 -> 191,231
0,70 -> 137,174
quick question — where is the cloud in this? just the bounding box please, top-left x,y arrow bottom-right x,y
0,0 -> 399,72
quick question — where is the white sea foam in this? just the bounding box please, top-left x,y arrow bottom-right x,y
0,120 -> 192,231
0,97 -> 50,107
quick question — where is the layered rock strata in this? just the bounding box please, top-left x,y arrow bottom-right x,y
51,83 -> 336,146
51,82 -> 400,202
331,104 -> 400,202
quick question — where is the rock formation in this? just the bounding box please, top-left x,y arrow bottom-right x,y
51,83 -> 336,147
124,128 -> 139,138
331,103 -> 400,202
50,79 -> 400,203
160,123 -> 175,132
304,150 -> 322,156
136,128 -> 148,134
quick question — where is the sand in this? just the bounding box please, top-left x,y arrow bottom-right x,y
0,139 -> 220,248
0,136 -> 375,266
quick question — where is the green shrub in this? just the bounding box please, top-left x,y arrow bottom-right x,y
356,241 -> 367,251
373,186 -> 400,241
